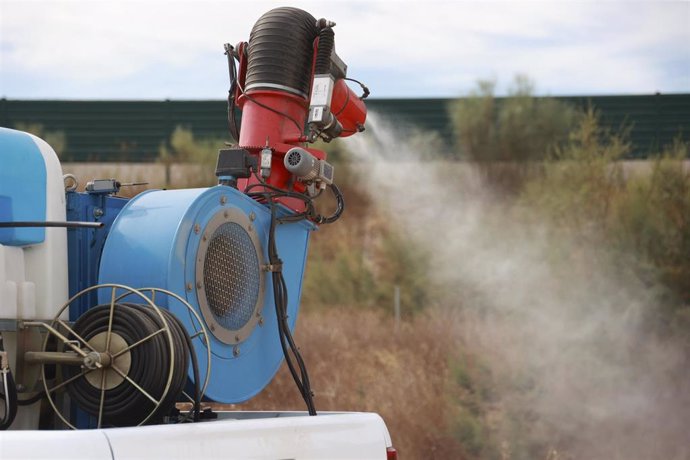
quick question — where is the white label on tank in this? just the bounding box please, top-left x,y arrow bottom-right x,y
310,76 -> 333,106
311,107 -> 324,122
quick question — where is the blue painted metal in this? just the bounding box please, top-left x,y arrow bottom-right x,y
65,191 -> 129,321
98,185 -> 314,403
0,127 -> 47,246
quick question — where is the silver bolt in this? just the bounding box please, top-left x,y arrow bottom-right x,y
186,282 -> 192,291
258,316 -> 264,327
220,196 -> 227,205
233,346 -> 240,357
93,208 -> 104,218
249,212 -> 256,221
194,223 -> 200,234
83,351 -> 101,370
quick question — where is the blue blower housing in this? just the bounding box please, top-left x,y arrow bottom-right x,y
97,185 -> 313,403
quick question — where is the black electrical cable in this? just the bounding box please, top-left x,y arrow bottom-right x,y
344,77 -> 370,100
15,391 -> 45,406
245,171 -> 317,414
0,333 -> 18,430
175,314 -> 201,423
313,183 -> 345,225
267,202 -> 317,415
243,169 -> 346,415
245,172 -> 344,225
0,389 -> 45,406
62,303 -> 195,426
224,43 -> 241,143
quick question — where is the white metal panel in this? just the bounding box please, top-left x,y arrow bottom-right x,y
0,429 -> 113,460
22,134 -> 68,320
0,244 -> 23,318
104,412 -> 389,460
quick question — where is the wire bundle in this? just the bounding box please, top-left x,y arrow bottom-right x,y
245,172 -> 344,225
244,173 -> 345,416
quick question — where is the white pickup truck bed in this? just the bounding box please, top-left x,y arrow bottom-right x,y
0,411 -> 394,459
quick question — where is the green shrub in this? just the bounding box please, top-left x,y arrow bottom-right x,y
521,108 -> 629,233
158,126 -> 224,186
449,76 -> 577,193
613,141 -> 690,308
450,76 -> 577,163
520,111 -> 690,337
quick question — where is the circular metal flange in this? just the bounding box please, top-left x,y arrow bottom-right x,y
84,332 -> 131,390
194,208 -> 265,345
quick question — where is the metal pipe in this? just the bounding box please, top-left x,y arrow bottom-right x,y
0,221 -> 104,229
24,351 -> 85,366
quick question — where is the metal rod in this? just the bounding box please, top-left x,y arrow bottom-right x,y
23,321 -> 96,364
55,320 -> 97,354
189,330 -> 206,340
0,221 -> 104,229
24,351 -> 84,366
45,369 -> 92,395
105,288 -> 116,354
111,328 -> 165,359
110,364 -> 159,405
97,371 -> 107,428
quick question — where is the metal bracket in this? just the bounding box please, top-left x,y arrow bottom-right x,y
262,263 -> 283,273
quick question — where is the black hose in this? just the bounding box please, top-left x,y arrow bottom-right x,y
245,7 -> 318,97
314,27 -> 334,75
62,303 -> 194,426
224,43 -> 240,143
267,202 -> 317,416
245,172 -> 344,226
0,334 -> 18,430
313,183 -> 345,225
244,170 -> 348,415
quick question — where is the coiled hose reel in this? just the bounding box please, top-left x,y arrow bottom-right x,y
28,284 -> 210,429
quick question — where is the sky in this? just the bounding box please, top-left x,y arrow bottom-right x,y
0,0 -> 688,99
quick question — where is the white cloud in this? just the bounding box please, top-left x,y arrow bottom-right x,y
0,0 -> 688,97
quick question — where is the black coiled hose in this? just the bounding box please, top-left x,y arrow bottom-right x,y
63,304 -> 196,426
314,27 -> 334,75
245,7 -> 318,97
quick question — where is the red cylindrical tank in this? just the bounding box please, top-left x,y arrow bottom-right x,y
236,89 -> 324,212
238,90 -> 308,148
331,79 -> 367,137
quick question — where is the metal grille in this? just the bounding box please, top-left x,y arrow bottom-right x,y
203,222 -> 260,331
287,151 -> 301,166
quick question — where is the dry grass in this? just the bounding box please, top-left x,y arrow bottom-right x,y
230,308 -> 469,460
